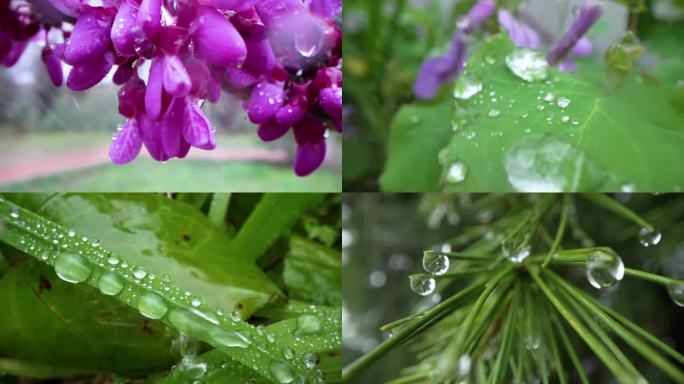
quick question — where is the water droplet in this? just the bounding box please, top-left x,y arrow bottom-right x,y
586,249 -> 624,289
269,360 -> 295,383
561,115 -> 570,123
213,330 -> 252,348
133,267 -> 147,280
107,255 -> 120,265
282,346 -> 295,360
10,210 -> 19,219
668,283 -> 684,306
446,162 -> 467,184
191,298 -> 202,307
524,334 -> 541,350
230,309 -> 241,321
54,253 -> 93,284
543,92 -> 555,102
67,229 -> 76,237
488,109 -> 501,118
409,274 -> 436,296
138,292 -> 168,319
98,272 -> 124,296
505,48 -> 549,82
453,76 -> 483,100
638,227 -> 661,247
557,97 -> 570,109
302,352 -> 320,369
422,251 -> 450,276
295,314 -> 322,335
503,245 -> 530,263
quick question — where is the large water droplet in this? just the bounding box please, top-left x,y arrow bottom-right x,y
453,76 -> 483,100
422,251 -> 450,276
457,355 -> 471,378
138,292 -> 169,319
409,274 -> 436,296
586,250 -> 624,289
503,245 -> 531,263
302,352 -> 320,369
269,360 -> 295,384
295,314 -> 322,336
557,97 -> 571,109
446,162 -> 467,184
282,346 -> 295,360
213,330 -> 252,348
505,48 -> 549,82
54,253 -> 93,284
98,272 -> 124,296
668,283 -> 684,306
638,227 -> 661,247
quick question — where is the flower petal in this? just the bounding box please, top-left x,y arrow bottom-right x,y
497,9 -> 541,49
63,6 -> 114,66
67,51 -> 114,91
118,76 -> 147,118
309,0 -> 342,18
224,67 -> 259,89
257,121 -> 290,142
182,101 -> 214,148
547,3 -> 603,65
145,56 -> 164,119
162,55 -> 191,97
275,101 -> 306,127
243,38 -> 276,76
192,6 -> 247,68
292,117 -> 326,176
247,81 -> 285,124
137,113 -> 169,161
136,0 -> 162,38
160,97 -> 185,157
41,47 -> 63,86
319,86 -> 341,119
111,0 -> 138,57
109,118 -> 142,164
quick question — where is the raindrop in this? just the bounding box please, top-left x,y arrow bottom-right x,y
561,115 -> 570,123
557,97 -> 571,109
98,272 -> 124,296
503,245 -> 530,263
282,346 -> 295,360
67,229 -> 76,237
638,227 -> 661,247
302,352 -> 320,369
368,270 -> 387,287
422,251 -> 450,276
446,162 -> 467,184
668,283 -> 684,307
133,267 -> 147,280
453,76 -> 483,100
505,48 -> 549,82
10,210 -> 19,219
107,255 -> 120,265
524,334 -> 541,350
191,298 -> 202,307
409,274 -> 436,296
54,253 -> 93,284
457,355 -> 471,378
586,249 -> 624,289
269,360 -> 295,384
488,109 -> 501,118
138,292 -> 169,319
543,92 -> 555,102
213,330 -> 252,348
230,309 -> 241,321
295,314 -> 322,335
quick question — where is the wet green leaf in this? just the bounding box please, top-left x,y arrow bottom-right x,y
284,236 -> 341,306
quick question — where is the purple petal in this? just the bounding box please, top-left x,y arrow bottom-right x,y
63,6 -> 114,66
137,113 -> 169,161
309,0 -> 342,18
275,102 -> 306,127
113,61 -> 134,85
136,0 -> 162,38
182,101 -> 214,148
160,97 -> 185,157
2,39 -> 28,67
224,67 -> 259,89
459,0 -> 495,32
232,8 -> 267,40
547,3 -> 603,65
497,10 -> 541,49
319,87 -> 341,119
200,0 -> 260,12
572,37 -> 593,57
558,59 -> 577,72
46,0 -> 84,18
243,38 -> 276,76
145,56 -> 164,119
155,25 -> 189,55
247,81 -> 285,124
185,58 -> 210,97
67,52 -> 114,91
109,118 -> 142,164
293,117 -> 326,176
111,0 -> 138,57
192,6 -> 247,68
163,55 -> 191,97
118,76 -> 146,118
0,32 -> 12,58
41,47 -> 63,86
413,32 -> 466,100
257,121 -> 290,142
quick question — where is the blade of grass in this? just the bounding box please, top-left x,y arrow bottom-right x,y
555,316 -> 591,384
208,193 -> 231,228
543,194 -> 570,267
582,194 -> 654,231
624,268 -> 684,286
488,284 -> 519,384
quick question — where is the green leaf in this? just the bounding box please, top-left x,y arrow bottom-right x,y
283,236 -> 341,306
426,34 -> 684,191
379,100 -> 453,191
229,194 -> 325,262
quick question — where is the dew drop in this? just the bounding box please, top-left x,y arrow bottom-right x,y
561,115 -> 570,123
10,210 -> 19,219
409,274 -> 436,296
138,292 -> 169,319
230,308 -> 241,321
191,298 -> 202,307
668,283 -> 684,307
457,355 -> 471,378
422,251 -> 450,276
452,76 -> 483,100
54,253 -> 93,284
505,48 -> 549,82
488,109 -> 501,118
638,227 -> 661,247
295,314 -> 322,335
98,272 -> 124,296
446,162 -> 467,184
302,352 -> 320,369
543,92 -> 555,102
586,249 -> 624,289
67,229 -> 76,237
282,346 -> 295,360
213,330 -> 252,348
557,97 -> 571,109
269,360 -> 295,384
503,245 -> 530,263
107,255 -> 120,265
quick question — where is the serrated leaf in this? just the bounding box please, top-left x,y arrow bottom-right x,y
437,34 -> 684,192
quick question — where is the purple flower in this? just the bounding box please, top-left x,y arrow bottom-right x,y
247,81 -> 285,124
162,55 -> 192,97
191,6 -> 247,68
41,47 -> 63,87
319,87 -> 342,120
413,32 -> 467,100
309,0 -> 343,18
111,0 -> 139,57
458,0 -> 496,33
293,117 -> 327,177
547,3 -> 603,66
497,9 -> 541,49
67,51 -> 114,91
63,6 -> 114,66
183,100 -> 215,149
109,118 -> 142,164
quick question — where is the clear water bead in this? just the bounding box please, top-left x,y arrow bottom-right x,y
269,360 -> 295,384
98,272 -> 124,296
133,267 -> 147,280
505,48 -> 549,82
302,352 -> 320,369
422,251 -> 450,276
453,76 -> 483,100
488,109 -> 501,118
503,245 -> 530,263
638,227 -> 661,247
557,97 -> 570,109
586,250 -> 624,289
295,314 -> 322,335
409,274 -> 436,296
54,253 -> 93,284
668,283 -> 684,307
282,346 -> 295,360
446,162 -> 467,184
138,292 -> 169,319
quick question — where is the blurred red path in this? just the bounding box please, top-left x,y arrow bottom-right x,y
0,145 -> 288,185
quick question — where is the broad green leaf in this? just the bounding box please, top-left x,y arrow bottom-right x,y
438,34 -> 684,192
156,350 -> 270,384
284,236 -> 341,306
379,100 -> 453,191
229,194 -> 326,262
0,196 -> 321,383
0,258 -> 177,377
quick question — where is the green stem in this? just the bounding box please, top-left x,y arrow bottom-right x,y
624,268 -> 684,286
554,317 -> 591,384
543,194 -> 570,267
582,194 -> 654,231
208,193 -> 231,228
425,250 -> 495,261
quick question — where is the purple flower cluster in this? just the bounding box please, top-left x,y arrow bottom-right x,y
414,1 -> 602,99
1,0 -> 342,177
